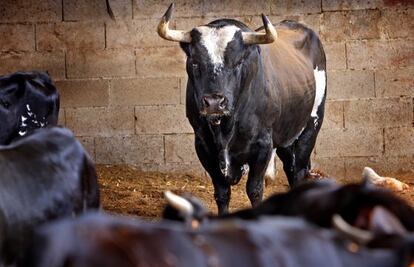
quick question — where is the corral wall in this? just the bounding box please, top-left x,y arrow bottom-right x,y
0,0 -> 413,181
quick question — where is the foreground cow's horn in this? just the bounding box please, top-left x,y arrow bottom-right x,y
157,3 -> 191,43
164,191 -> 194,216
332,214 -> 373,245
242,14 -> 277,45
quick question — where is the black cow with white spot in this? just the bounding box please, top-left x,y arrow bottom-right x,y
0,71 -> 59,145
158,4 -> 327,214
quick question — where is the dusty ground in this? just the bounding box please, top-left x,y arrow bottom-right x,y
98,165 -> 414,219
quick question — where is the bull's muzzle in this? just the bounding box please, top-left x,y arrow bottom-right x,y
201,94 -> 228,125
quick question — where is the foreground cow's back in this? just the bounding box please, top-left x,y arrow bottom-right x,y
0,127 -> 99,264
23,212 -> 405,267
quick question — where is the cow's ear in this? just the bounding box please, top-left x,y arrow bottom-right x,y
369,206 -> 407,235
180,42 -> 191,57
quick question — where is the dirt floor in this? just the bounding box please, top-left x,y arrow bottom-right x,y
98,165 -> 414,219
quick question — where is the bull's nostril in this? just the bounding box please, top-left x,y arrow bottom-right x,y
203,97 -> 210,107
218,98 -> 226,109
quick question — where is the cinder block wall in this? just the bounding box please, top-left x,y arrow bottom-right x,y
0,0 -> 412,180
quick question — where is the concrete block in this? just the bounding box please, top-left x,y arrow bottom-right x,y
66,106 -> 135,136
0,51 -> 65,79
347,40 -> 414,70
106,19 -> 174,48
77,136 -> 95,161
0,24 -> 35,51
324,42 -> 347,70
63,0 -> 131,21
135,105 -> 192,134
322,0 -> 382,11
109,77 -> 180,106
322,100 -> 344,129
55,79 -> 109,108
344,97 -> 413,128
315,127 -> 383,157
164,134 -> 197,163
67,49 -> 135,78
95,135 -> 164,164
379,8 -> 414,39
133,0 -> 203,19
385,126 -> 414,156
58,108 -> 66,126
271,0 -> 321,15
327,70 -> 375,100
312,157 -> 346,180
135,47 -> 186,77
204,0 -> 270,16
376,68 -> 414,97
321,10 -> 380,41
0,0 -> 62,22
180,76 -> 187,104
37,22 -> 105,51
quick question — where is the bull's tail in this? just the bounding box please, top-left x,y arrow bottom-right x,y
81,155 -> 100,211
264,149 -> 277,181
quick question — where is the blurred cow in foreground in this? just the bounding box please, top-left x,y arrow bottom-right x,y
163,171 -> 413,230
20,169 -> 413,267
0,71 -> 59,145
22,211 -> 412,267
0,127 -> 99,265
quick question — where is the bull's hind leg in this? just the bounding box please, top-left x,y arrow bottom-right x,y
277,102 -> 325,186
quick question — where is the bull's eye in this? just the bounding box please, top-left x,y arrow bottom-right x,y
0,100 -> 10,109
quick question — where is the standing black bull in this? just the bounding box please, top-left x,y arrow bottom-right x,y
158,4 -> 326,214
0,71 -> 59,145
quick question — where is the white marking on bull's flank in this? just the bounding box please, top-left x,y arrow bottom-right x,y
18,130 -> 26,136
284,126 -> 306,147
26,104 -> 31,111
311,67 -> 326,127
196,25 -> 240,72
264,149 -> 277,180
21,116 -> 27,122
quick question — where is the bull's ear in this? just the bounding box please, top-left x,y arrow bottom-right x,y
370,206 -> 407,235
180,42 -> 191,57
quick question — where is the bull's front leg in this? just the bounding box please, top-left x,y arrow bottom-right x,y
246,136 -> 273,207
195,136 -> 231,215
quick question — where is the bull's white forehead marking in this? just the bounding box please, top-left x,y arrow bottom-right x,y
196,25 -> 240,70
311,67 -> 326,127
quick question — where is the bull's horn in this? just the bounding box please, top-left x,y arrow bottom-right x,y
157,3 -> 191,43
332,214 -> 373,244
362,167 -> 382,182
164,191 -> 194,216
242,14 -> 277,45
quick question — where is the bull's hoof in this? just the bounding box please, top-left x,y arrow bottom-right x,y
307,169 -> 330,180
